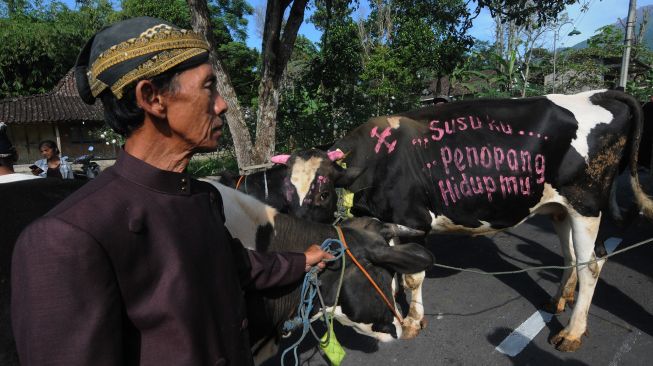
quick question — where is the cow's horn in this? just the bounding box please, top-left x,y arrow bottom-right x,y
270,154 -> 291,165
385,224 -> 425,237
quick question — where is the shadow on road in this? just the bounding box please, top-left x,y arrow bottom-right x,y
487,327 -> 589,366
423,231 -> 557,312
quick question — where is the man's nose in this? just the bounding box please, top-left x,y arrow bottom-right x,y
214,95 -> 228,115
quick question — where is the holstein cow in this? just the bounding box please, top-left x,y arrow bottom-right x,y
329,89 -> 653,351
201,179 -> 434,363
218,149 -> 358,223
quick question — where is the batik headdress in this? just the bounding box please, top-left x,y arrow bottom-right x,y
75,17 -> 210,104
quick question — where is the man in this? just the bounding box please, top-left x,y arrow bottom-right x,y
11,17 -> 332,365
0,123 -> 41,183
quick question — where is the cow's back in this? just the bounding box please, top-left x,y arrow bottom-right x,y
333,91 -> 639,231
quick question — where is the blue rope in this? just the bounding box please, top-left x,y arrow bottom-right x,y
280,238 -> 346,366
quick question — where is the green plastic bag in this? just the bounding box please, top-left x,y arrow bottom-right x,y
320,320 -> 346,366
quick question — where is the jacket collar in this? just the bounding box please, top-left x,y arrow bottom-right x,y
113,149 -> 193,195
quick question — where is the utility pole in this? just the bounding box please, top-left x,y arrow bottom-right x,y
619,0 -> 637,89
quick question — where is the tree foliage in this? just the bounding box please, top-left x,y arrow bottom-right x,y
0,0 -> 112,97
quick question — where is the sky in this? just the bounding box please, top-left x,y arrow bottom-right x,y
59,0 -> 653,51
467,0 -> 653,50
243,0 -> 653,51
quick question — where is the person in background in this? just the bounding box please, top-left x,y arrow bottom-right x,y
31,140 -> 73,179
11,16 -> 333,366
0,123 -> 42,184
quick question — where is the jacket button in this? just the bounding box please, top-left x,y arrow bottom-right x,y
215,358 -> 227,366
241,318 -> 248,329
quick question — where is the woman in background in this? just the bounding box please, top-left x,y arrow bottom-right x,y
31,140 -> 73,179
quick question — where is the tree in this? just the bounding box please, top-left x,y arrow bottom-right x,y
183,0 -> 580,168
476,0 -> 581,25
188,0 -> 309,169
0,0 -> 113,98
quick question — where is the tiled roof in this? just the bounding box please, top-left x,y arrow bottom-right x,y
0,69 -> 104,125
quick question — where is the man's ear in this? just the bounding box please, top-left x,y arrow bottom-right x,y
135,80 -> 166,119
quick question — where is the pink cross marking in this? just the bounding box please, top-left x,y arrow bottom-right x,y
370,126 -> 397,154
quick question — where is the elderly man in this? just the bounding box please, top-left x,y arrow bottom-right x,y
11,17 -> 332,366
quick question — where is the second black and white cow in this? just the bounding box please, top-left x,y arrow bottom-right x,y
330,89 -> 653,351
218,149 -> 358,223
201,179 -> 434,363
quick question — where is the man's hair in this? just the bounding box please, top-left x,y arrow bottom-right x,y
100,72 -> 179,137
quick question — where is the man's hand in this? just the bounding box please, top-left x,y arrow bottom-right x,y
304,244 -> 335,272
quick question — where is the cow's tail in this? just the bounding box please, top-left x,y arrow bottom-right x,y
609,90 -> 653,219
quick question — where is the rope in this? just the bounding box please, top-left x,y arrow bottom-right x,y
235,175 -> 245,191
280,238 -> 346,366
264,170 -> 269,200
334,226 -> 404,323
431,237 -> 653,275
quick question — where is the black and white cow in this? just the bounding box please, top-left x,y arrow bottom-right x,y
218,149 -> 358,223
200,179 -> 434,363
329,89 -> 653,351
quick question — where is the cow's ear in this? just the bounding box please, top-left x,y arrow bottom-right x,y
334,166 -> 365,188
270,154 -> 291,165
365,243 -> 434,274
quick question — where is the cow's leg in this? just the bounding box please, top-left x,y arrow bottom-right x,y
544,212 -> 578,314
550,213 -> 604,352
401,271 -> 426,339
608,177 -> 624,223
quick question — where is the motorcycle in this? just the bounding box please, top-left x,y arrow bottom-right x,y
73,146 -> 101,180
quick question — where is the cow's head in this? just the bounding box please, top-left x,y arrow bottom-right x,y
270,149 -> 361,223
315,222 -> 434,341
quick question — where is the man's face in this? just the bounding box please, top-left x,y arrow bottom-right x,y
163,63 -> 227,153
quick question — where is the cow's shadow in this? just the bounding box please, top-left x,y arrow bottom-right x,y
420,213 -> 653,339
422,219 -> 560,311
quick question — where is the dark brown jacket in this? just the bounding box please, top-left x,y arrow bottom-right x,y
11,150 -> 306,366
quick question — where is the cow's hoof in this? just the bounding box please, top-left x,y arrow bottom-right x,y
401,318 -> 421,339
543,298 -> 565,314
420,317 -> 428,329
550,331 -> 582,352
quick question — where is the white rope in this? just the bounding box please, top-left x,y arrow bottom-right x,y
264,170 -> 268,200
432,236 -> 653,275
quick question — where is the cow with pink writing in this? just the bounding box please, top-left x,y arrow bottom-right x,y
329,90 -> 653,352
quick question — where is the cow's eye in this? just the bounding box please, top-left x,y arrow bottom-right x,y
320,192 -> 330,200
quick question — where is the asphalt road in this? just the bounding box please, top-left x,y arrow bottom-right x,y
270,213 -> 653,366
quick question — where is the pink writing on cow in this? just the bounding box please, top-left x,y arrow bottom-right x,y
487,119 -> 513,135
535,155 -> 546,183
439,145 -> 545,183
439,173 -> 535,206
370,126 -> 397,154
430,116 -> 483,141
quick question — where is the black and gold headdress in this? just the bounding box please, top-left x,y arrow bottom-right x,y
75,17 -> 210,104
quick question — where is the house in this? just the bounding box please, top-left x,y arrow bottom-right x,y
0,70 -> 117,164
